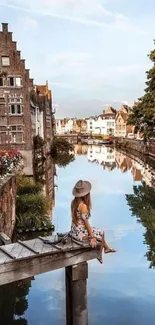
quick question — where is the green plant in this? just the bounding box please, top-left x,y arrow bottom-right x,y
16,193 -> 50,216
16,176 -> 43,195
33,135 -> 45,150
128,41 -> 155,140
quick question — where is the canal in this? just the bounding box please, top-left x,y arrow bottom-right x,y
1,145 -> 155,325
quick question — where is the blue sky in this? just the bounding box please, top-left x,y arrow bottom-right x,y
0,0 -> 155,117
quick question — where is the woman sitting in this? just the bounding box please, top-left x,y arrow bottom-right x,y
71,180 -> 116,263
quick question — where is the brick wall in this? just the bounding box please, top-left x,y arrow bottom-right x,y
0,23 -> 33,150
0,175 -> 16,238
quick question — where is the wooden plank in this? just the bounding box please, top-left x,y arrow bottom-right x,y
0,248 -> 99,286
0,232 -> 11,245
0,247 -> 16,260
38,236 -> 63,251
17,240 -> 39,255
0,250 -> 10,264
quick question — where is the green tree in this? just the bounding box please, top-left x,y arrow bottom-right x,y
128,41 -> 155,140
51,137 -> 75,167
126,182 -> 155,268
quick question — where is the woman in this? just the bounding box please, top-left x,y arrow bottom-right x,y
71,180 -> 116,263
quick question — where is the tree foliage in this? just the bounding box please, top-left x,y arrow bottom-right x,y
126,182 -> 155,268
16,176 -> 52,231
51,137 -> 75,167
128,41 -> 155,140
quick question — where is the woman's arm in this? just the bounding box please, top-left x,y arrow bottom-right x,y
79,203 -> 96,240
80,204 -> 97,248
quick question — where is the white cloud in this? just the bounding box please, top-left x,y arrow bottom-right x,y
19,16 -> 38,29
116,64 -> 144,73
1,0 -> 146,33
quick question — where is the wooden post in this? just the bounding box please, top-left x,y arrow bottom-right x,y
65,262 -> 88,325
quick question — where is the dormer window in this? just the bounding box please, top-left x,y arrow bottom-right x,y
2,56 -> 10,66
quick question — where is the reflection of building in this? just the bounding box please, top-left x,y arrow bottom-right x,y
115,151 -> 132,173
88,145 -> 115,167
74,144 -> 88,156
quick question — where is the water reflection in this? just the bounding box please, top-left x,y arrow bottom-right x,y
0,278 -> 32,325
126,182 -> 155,269
1,145 -> 155,325
75,144 -> 155,186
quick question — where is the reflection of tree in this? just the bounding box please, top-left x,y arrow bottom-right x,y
126,182 -> 155,268
0,278 -> 32,325
13,318 -> 28,325
51,138 -> 75,167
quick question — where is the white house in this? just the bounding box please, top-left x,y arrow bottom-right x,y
86,117 -> 96,134
30,100 -> 44,138
65,118 -> 74,133
88,145 -> 115,165
86,107 -> 116,136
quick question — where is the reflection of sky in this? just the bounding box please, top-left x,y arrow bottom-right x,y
25,154 -> 155,325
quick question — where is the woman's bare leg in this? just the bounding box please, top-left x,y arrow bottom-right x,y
97,232 -> 116,263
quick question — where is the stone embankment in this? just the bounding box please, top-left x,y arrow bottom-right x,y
114,137 -> 155,168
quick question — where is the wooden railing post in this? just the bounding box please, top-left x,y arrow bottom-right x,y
65,262 -> 88,325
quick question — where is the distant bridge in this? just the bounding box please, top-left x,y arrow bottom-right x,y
56,133 -> 89,143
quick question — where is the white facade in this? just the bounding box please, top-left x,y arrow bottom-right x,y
86,116 -> 115,135
56,119 -> 74,134
88,145 -> 115,164
31,101 -> 44,139
86,118 -> 96,134
65,119 -> 74,133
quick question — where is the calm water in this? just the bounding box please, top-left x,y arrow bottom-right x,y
1,145 -> 155,325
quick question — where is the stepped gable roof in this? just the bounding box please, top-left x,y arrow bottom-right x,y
116,111 -> 128,122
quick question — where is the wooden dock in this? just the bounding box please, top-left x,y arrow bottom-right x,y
0,234 -> 99,286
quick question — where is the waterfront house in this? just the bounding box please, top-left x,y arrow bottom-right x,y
115,105 -> 134,138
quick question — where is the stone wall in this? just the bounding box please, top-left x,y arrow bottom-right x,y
115,137 -> 147,154
0,175 -> 16,238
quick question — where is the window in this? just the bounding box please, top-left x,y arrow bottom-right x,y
0,117 -> 7,125
0,78 -> 4,86
0,132 -> 7,144
8,77 -> 22,87
10,125 -> 23,131
10,104 -> 22,115
2,56 -> 10,66
9,97 -> 22,103
11,132 -> 24,143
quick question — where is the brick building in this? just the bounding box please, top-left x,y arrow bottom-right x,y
0,23 -> 34,150
31,81 -> 54,153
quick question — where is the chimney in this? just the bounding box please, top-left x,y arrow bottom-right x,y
2,23 -> 8,32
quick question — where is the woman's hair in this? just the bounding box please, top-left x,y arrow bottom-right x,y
71,193 -> 91,226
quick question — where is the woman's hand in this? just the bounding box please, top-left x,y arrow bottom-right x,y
90,237 -> 97,248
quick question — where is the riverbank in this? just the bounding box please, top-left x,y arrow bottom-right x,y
115,137 -> 155,161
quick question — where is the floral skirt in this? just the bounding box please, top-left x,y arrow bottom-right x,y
71,226 -> 103,242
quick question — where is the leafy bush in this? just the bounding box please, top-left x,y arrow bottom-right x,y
16,176 -> 43,195
33,135 -> 45,150
16,176 -> 52,231
16,193 -> 50,217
